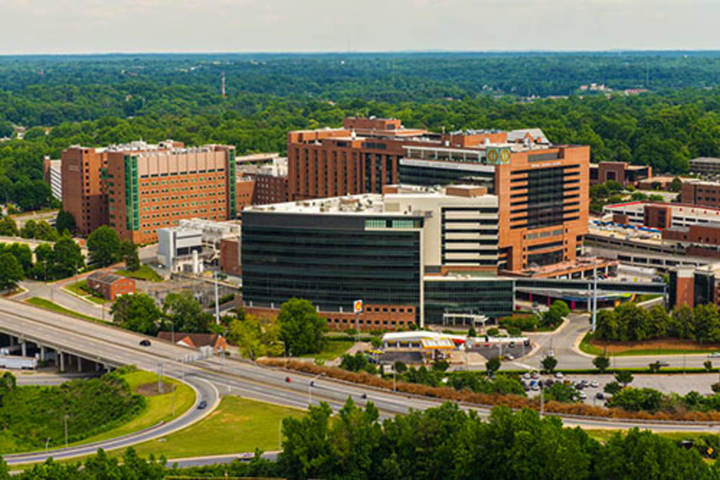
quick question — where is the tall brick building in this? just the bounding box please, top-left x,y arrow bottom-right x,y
288,117 -> 590,276
61,141 -> 237,243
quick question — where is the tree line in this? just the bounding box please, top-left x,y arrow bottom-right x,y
595,302 -> 720,343
4,400 -> 719,479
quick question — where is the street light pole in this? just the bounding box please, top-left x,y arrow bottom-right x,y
64,415 -> 69,449
308,373 -> 322,406
591,265 -> 598,333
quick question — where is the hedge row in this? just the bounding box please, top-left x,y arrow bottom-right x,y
260,358 -> 720,423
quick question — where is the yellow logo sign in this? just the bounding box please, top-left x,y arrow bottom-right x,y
487,149 -> 499,164
708,447 -> 714,456
500,149 -> 511,164
353,300 -> 363,314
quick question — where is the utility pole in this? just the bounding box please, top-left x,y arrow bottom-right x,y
64,415 -> 69,449
172,384 -> 176,417
540,381 -> 545,418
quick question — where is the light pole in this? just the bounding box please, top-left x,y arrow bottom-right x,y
308,373 -> 322,406
172,384 -> 176,417
591,265 -> 598,333
540,381 -> 545,418
64,415 -> 69,449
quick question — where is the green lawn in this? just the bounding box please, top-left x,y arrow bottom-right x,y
580,333 -> 720,357
301,340 -> 355,361
116,265 -> 163,282
75,370 -> 195,445
118,396 -> 302,459
24,297 -> 107,324
64,280 -> 108,305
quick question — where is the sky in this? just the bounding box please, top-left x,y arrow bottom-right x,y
1,0 -> 719,54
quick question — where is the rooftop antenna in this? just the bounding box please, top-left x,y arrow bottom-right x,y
221,71 -> 226,99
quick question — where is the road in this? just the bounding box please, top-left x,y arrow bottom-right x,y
3,299 -> 720,467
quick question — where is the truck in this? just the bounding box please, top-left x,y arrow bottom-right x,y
0,355 -> 37,370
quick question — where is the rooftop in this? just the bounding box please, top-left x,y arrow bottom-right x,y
247,184 -> 496,216
691,157 -> 720,164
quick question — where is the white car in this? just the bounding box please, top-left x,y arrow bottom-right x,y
708,352 -> 720,358
590,381 -> 599,388
555,372 -> 564,379
547,349 -> 554,357
579,391 -> 587,400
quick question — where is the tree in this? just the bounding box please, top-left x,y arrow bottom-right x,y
55,210 -> 76,234
0,253 -> 24,290
111,293 -> 162,335
0,217 -> 18,237
393,361 -> 407,373
228,315 -> 282,360
704,360 -> 714,373
669,177 -> 683,192
163,291 -> 213,333
34,221 -> 59,241
370,337 -> 383,349
712,382 -> 720,394
19,219 -> 36,239
604,381 -> 623,395
51,236 -> 84,278
121,239 -> 140,271
543,382 -> 580,403
615,370 -> 634,387
87,225 -> 122,267
486,357 -> 501,376
277,298 -> 328,356
467,326 -> 477,338
541,355 -> 558,374
5,243 -> 33,274
593,355 -> 611,373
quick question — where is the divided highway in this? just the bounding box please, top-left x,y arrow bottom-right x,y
2,299 -> 720,467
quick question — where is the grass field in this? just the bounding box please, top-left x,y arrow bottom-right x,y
117,265 -> 163,282
119,396 -> 302,459
64,280 -> 108,304
75,370 -> 196,445
301,340 -> 355,362
580,333 -> 720,357
24,297 -> 107,324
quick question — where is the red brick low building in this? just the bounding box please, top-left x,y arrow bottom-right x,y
86,271 -> 136,300
590,161 -> 652,187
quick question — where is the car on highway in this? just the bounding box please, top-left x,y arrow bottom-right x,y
197,400 -> 208,410
139,339 -> 151,347
708,352 -> 720,358
505,354 -> 515,360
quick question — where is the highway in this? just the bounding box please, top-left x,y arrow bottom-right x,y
3,299 -> 720,467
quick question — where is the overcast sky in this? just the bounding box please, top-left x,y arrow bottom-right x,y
1,0 -> 719,54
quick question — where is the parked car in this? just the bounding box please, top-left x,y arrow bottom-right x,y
546,349 -> 554,357
595,392 -> 605,400
523,372 -> 531,380
509,341 -> 516,348
579,391 -> 587,400
590,381 -> 599,388
531,371 -> 540,379
554,372 -> 564,379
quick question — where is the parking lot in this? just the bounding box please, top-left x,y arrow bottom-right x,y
523,373 -> 720,406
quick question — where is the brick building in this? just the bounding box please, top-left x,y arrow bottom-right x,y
86,271 -> 136,301
61,141 -> 237,243
589,161 -> 652,187
288,117 -> 591,276
681,180 -> 720,208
